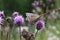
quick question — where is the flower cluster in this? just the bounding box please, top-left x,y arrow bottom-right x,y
32,0 -> 43,7
32,0 -> 55,13
0,11 -> 25,26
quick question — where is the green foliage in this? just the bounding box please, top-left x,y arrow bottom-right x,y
0,0 -> 34,16
0,0 -> 4,10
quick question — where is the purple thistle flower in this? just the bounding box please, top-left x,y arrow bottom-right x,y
0,11 -> 5,17
32,1 -> 39,7
35,20 -> 45,30
12,12 -> 19,18
14,15 -> 24,26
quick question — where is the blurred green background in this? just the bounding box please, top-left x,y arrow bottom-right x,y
0,0 -> 60,16
0,0 -> 34,16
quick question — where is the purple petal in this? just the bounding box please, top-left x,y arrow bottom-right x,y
0,17 -> 3,25
35,20 -> 45,30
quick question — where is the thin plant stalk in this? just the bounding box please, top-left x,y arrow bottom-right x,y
44,6 -> 49,28
19,26 -> 21,40
6,27 -> 10,40
6,22 -> 11,40
13,25 -> 17,40
1,25 -> 4,40
6,32 -> 10,40
35,30 -> 38,38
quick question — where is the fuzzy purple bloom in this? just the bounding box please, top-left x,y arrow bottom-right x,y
32,1 -> 39,7
12,12 -> 19,17
14,15 -> 24,25
35,20 -> 45,30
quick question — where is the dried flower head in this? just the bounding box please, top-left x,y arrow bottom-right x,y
6,17 -> 12,23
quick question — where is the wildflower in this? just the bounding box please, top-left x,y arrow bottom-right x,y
35,20 -> 45,30
6,17 -> 12,23
22,29 -> 35,40
12,12 -> 19,17
32,1 -> 39,7
0,11 -> 5,17
14,15 -> 24,26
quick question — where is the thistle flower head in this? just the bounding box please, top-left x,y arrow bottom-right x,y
32,1 -> 39,7
6,17 -> 12,23
14,15 -> 24,26
12,12 -> 19,17
35,20 -> 45,30
0,11 -> 5,17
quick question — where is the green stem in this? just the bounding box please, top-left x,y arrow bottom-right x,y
1,25 -> 4,40
1,31 -> 3,40
19,27 -> 21,40
35,30 -> 38,38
